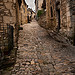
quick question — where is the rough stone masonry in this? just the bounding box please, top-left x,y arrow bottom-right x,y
46,0 -> 75,45
0,0 -> 28,67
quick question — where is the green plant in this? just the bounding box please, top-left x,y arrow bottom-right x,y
37,10 -> 44,17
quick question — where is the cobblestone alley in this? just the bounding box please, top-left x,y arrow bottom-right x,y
1,20 -> 75,75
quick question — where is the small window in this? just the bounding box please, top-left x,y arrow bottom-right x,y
51,7 -> 53,17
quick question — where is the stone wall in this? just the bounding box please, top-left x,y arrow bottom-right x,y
0,0 -> 28,67
70,0 -> 75,45
60,0 -> 71,35
60,0 -> 75,44
38,0 -> 43,10
0,0 -> 22,63
46,0 -> 50,28
32,12 -> 35,19
0,0 -> 17,27
0,0 -> 16,57
25,4 -> 28,23
27,8 -> 33,22
46,0 -> 75,44
20,0 -> 28,25
35,0 -> 44,19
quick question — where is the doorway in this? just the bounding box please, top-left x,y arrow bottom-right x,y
57,9 -> 60,31
56,2 -> 61,32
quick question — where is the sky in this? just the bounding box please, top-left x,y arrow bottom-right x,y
25,0 -> 35,11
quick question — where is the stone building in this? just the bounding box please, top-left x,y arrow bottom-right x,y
42,0 -> 46,10
32,11 -> 36,19
35,0 -> 38,16
0,0 -> 28,66
46,0 -> 75,45
27,8 -> 35,21
38,0 -> 43,10
20,0 -> 28,25
27,8 -> 33,22
35,0 -> 43,17
35,0 -> 43,11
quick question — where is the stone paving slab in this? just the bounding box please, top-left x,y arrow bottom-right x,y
0,20 -> 75,75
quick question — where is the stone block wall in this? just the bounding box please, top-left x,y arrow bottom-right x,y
60,0 -> 75,44
0,0 -> 28,66
69,0 -> 75,44
38,0 -> 43,10
60,0 -> 71,35
32,12 -> 35,19
0,0 -> 19,61
0,0 -> 17,26
25,5 -> 28,23
46,0 -> 75,44
46,0 -> 56,29
27,8 -> 33,22
35,0 -> 44,19
20,0 -> 28,25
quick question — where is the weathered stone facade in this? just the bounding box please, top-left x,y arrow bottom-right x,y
27,8 -> 33,22
46,0 -> 75,45
35,0 -> 43,17
20,0 -> 28,25
32,11 -> 36,19
0,0 -> 17,59
38,0 -> 43,10
0,0 -> 28,66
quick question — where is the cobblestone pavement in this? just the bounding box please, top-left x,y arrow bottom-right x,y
1,20 -> 75,75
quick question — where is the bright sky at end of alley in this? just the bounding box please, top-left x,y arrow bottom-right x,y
25,0 -> 35,11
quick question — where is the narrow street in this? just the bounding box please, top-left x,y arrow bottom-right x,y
2,20 -> 75,75
0,0 -> 75,74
